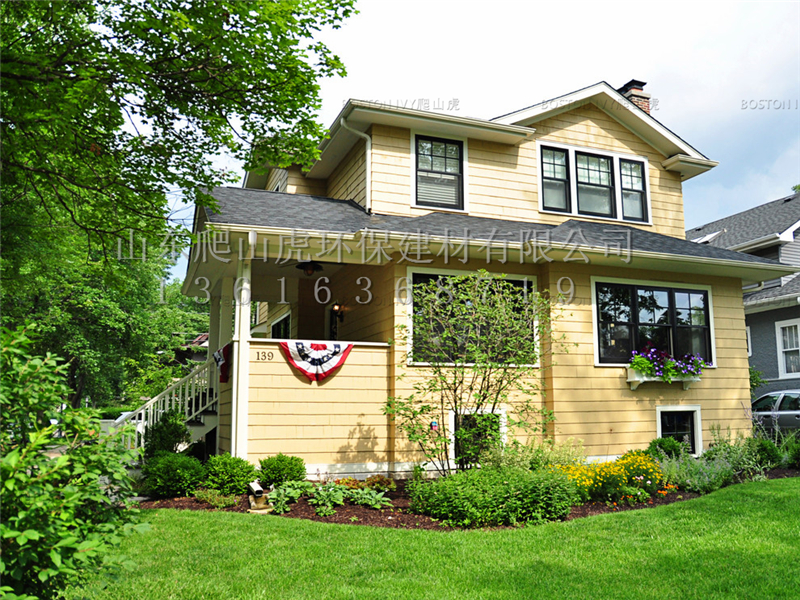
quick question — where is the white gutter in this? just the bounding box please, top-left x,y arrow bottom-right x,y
743,281 -> 766,293
339,116 -> 372,213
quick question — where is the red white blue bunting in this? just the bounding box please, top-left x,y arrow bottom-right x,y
279,341 -> 353,382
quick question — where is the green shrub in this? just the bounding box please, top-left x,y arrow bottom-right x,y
364,474 -> 396,492
408,467 -> 578,528
194,488 -> 239,509
344,487 -> 392,509
660,453 -> 735,494
480,438 -> 586,472
204,453 -> 258,495
334,477 -> 364,489
267,480 -> 315,514
0,325 -> 143,599
647,437 -> 683,460
746,437 -> 782,468
143,409 -> 191,461
308,482 -> 346,517
786,440 -> 800,469
259,453 -> 306,487
143,453 -> 205,498
704,426 -> 762,480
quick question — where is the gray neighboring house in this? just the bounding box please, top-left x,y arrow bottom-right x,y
687,192 -> 800,395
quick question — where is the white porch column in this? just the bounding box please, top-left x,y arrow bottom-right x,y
208,295 -> 221,357
231,260 -> 252,461
219,277 -> 234,346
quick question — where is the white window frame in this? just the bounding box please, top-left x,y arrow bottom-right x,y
410,131 -> 470,214
589,276 -> 717,368
746,326 -> 752,357
448,406 -> 508,468
404,266 -> 537,367
656,404 -> 702,457
536,140 -> 652,225
775,317 -> 800,379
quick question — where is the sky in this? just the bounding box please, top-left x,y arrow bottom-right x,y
173,0 -> 800,275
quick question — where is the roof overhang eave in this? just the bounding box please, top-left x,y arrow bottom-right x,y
187,221 -> 795,288
307,100 -> 536,179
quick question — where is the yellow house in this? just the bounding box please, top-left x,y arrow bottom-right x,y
161,80 -> 795,477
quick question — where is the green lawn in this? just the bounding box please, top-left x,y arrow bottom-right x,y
70,478 -> 800,600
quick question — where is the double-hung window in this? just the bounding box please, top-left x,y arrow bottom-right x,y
620,159 -> 647,221
541,147 -> 570,212
539,144 -> 649,223
576,152 -> 615,217
776,318 -> 800,378
596,281 -> 712,364
416,136 -> 463,210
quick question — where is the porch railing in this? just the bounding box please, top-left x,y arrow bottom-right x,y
116,359 -> 219,452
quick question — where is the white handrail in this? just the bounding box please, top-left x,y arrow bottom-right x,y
117,359 -> 219,451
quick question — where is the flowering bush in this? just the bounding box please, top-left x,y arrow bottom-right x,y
616,450 -> 662,494
558,452 -> 663,503
629,346 -> 706,383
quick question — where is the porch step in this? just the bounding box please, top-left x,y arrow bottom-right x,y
185,413 -> 219,444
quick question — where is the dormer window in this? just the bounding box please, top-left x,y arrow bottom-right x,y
415,136 -> 463,210
538,142 -> 651,224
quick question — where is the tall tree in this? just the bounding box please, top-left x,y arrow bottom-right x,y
1,0 -> 355,241
1,0 -> 353,406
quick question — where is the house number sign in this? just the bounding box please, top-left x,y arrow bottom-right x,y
255,351 -> 274,361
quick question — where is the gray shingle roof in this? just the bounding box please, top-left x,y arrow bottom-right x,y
204,187 -> 781,267
744,274 -> 800,305
685,192 -> 800,248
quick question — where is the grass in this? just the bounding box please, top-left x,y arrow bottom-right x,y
69,478 -> 800,600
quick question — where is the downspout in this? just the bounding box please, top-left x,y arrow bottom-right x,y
339,117 -> 371,213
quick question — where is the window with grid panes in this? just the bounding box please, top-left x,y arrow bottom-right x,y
660,410 -> 697,454
596,282 -> 711,363
541,147 -> 570,212
416,136 -> 463,210
576,152 -> 615,217
620,159 -> 647,221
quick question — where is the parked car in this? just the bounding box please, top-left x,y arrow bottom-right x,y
751,390 -> 800,436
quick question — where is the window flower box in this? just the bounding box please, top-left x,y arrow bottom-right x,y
626,347 -> 706,391
626,367 -> 700,391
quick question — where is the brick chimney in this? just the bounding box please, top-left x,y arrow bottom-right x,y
617,79 -> 650,114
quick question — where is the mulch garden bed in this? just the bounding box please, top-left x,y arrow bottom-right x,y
137,468 -> 800,530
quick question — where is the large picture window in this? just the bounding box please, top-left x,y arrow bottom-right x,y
410,272 -> 533,364
596,282 -> 711,364
538,143 -> 650,224
416,136 -> 463,210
